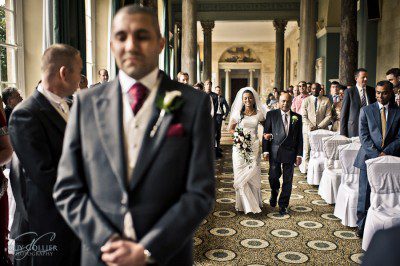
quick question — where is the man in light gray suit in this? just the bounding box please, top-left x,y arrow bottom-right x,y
53,5 -> 215,266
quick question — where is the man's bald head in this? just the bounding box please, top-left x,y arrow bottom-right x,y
112,4 -> 161,38
41,44 -> 80,76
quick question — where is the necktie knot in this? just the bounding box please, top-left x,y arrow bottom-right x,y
128,82 -> 149,115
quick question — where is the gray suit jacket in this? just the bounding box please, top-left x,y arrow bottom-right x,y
53,72 -> 215,266
301,95 -> 332,132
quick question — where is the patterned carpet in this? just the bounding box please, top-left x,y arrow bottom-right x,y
194,129 -> 364,265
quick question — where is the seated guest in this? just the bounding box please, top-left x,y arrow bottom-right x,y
90,68 -> 109,88
8,44 -> 82,265
354,80 -> 400,238
177,71 -> 189,84
330,81 -> 341,103
2,87 -> 23,125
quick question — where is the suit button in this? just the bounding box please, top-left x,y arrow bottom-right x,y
121,195 -> 128,205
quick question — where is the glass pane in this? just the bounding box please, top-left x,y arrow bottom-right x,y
0,0 -> 14,11
0,46 -> 16,83
0,9 -> 15,45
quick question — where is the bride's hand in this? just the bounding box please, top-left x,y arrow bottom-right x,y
229,129 -> 235,134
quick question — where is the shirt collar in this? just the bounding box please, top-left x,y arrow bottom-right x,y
280,109 -> 290,116
37,83 -> 67,104
356,84 -> 365,92
119,67 -> 160,93
377,102 -> 389,110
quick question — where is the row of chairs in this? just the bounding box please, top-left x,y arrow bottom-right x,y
305,129 -> 400,250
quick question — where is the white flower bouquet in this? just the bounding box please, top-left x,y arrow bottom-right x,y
233,127 -> 253,163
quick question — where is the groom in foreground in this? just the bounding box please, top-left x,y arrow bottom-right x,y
262,92 -> 303,215
53,5 -> 215,266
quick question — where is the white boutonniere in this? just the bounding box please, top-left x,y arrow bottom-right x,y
291,115 -> 298,124
150,90 -> 184,137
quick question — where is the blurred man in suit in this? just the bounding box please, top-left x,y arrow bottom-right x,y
300,83 -> 332,174
204,79 -> 220,158
90,69 -> 109,88
9,44 -> 81,266
386,68 -> 400,94
2,87 -> 22,125
53,5 -> 215,266
340,68 -> 376,137
354,80 -> 400,237
263,92 -> 303,215
214,86 -> 230,152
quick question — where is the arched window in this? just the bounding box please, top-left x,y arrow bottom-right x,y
285,48 -> 291,88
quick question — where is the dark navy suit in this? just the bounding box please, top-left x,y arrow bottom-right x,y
354,102 -> 400,230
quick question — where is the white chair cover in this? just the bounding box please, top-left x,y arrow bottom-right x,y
318,135 -> 351,204
334,142 -> 361,227
306,130 -> 336,185
362,156 -> 400,251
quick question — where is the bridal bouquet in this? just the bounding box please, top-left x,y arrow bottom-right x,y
233,127 -> 253,163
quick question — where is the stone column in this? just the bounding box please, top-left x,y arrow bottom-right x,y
173,22 -> 182,78
201,21 -> 215,81
182,0 -> 197,84
249,69 -> 255,88
273,19 -> 287,90
339,0 -> 357,86
298,0 -> 316,82
225,69 -> 231,104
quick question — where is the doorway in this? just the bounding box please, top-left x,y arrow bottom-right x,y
231,78 -> 248,104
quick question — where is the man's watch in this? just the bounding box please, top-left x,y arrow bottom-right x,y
144,249 -> 155,264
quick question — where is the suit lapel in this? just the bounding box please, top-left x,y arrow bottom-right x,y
130,73 -> 174,190
93,79 -> 127,191
354,87 -> 362,108
371,102 -> 382,135
385,104 -> 397,138
32,89 -> 66,134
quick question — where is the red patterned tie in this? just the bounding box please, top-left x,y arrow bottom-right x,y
127,82 -> 149,115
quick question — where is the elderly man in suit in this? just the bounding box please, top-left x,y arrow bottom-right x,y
90,69 -> 109,88
300,83 -> 332,174
340,68 -> 376,137
354,80 -> 400,237
53,5 -> 215,266
9,44 -> 82,266
263,92 -> 303,215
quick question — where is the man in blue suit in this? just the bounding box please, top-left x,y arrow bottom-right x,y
354,80 -> 400,237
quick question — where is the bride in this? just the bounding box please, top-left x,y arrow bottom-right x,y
228,87 -> 266,214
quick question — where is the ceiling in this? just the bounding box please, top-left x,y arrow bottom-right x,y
197,21 -> 298,43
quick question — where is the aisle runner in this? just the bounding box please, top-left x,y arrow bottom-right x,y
194,130 -> 363,265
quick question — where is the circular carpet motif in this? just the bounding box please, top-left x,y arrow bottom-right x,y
212,211 -> 236,218
307,240 -> 337,251
333,230 -> 359,240
216,197 -> 235,204
193,237 -> 202,246
297,220 -> 323,229
204,249 -> 236,262
290,206 -> 313,213
321,213 -> 341,221
276,251 -> 309,264
240,219 -> 265,228
311,199 -> 329,206
240,238 -> 269,249
218,187 -> 235,193
271,229 -> 299,238
267,212 -> 291,220
209,227 -> 236,236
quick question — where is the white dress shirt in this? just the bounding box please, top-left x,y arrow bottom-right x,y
37,84 -> 70,121
119,67 -> 161,241
356,84 -> 369,105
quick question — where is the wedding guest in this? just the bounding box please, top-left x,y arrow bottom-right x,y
330,81 -> 341,103
177,71 -> 189,84
79,74 -> 88,90
300,83 -> 332,174
0,107 -> 13,266
204,79 -> 220,157
354,80 -> 400,238
214,86 -> 230,153
193,82 -> 203,91
292,85 -> 299,98
331,86 -> 345,132
2,87 -> 23,125
306,82 -> 312,94
291,81 -> 309,114
386,68 -> 400,94
340,68 -> 376,137
90,69 -> 109,88
9,44 -> 82,266
263,92 -> 302,215
53,5 -> 215,265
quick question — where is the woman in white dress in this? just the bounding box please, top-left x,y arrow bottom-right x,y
228,87 -> 266,214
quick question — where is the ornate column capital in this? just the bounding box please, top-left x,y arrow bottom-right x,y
201,21 -> 215,33
248,69 -> 255,73
273,19 -> 288,32
224,68 -> 231,73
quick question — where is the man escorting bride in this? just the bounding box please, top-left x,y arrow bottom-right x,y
228,87 -> 266,214
228,88 -> 302,216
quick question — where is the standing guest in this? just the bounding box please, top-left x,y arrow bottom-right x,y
263,92 -> 303,215
8,44 -> 82,266
300,83 -> 332,173
306,82 -> 312,94
90,69 -> 109,88
330,81 -> 341,103
193,82 -> 203,91
214,86 -> 230,153
204,79 -> 220,157
287,85 -> 294,96
291,81 -> 309,114
354,80 -> 400,238
386,68 -> 400,94
2,87 -> 23,125
79,74 -> 88,90
0,107 -> 13,266
292,85 -> 299,98
53,5 -> 215,266
272,87 -> 279,101
340,68 -> 376,137
177,71 -> 189,84
331,86 -> 346,132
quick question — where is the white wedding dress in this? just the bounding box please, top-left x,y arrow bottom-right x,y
232,111 -> 264,214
